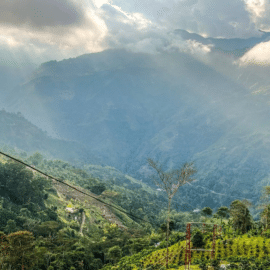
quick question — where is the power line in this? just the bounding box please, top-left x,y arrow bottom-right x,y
0,150 -> 156,226
0,150 -> 249,226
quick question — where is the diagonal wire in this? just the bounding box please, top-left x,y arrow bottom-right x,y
0,150 -> 156,226
0,150 -> 248,225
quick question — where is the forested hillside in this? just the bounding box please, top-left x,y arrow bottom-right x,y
0,109 -> 102,165
7,48 -> 270,213
1,148 -> 270,269
0,147 -> 203,269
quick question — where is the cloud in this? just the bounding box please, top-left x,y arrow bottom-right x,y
0,0 -> 87,28
92,0 -> 110,8
100,3 -> 214,59
238,40 -> 270,66
0,0 -> 266,66
0,1 -> 108,61
100,4 -> 163,52
165,38 -> 213,55
245,0 -> 270,31
111,0 -> 261,38
245,0 -> 266,18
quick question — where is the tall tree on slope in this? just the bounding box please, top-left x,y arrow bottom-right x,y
256,186 -> 270,230
147,158 -> 196,269
230,199 -> 253,234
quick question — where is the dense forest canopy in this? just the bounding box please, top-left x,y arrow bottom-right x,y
0,147 -> 269,269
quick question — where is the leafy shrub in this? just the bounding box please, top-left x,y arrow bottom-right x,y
211,259 -> 221,270
146,264 -> 165,270
199,258 -> 209,270
192,229 -> 205,248
262,229 -> 270,238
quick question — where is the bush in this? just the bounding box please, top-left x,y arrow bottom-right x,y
177,260 -> 184,266
211,259 -> 221,270
33,221 -> 62,237
168,264 -> 178,269
262,229 -> 270,238
227,263 -> 238,269
89,183 -> 106,195
199,258 -> 208,270
192,229 -> 205,248
146,264 -> 165,270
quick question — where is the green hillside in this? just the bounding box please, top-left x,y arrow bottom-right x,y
106,226 -> 270,269
0,109 -> 101,165
0,147 -> 178,269
0,152 -> 153,269
1,147 -> 270,270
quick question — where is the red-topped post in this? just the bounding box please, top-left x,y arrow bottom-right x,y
211,224 -> 217,260
185,223 -> 191,270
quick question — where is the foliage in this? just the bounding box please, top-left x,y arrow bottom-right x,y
2,231 -> 37,269
5,146 -> 270,270
192,229 -> 205,248
230,200 -> 253,234
107,245 -> 122,263
201,207 -> 213,216
89,183 -> 106,195
216,206 -> 229,221
4,220 -> 17,234
199,258 -> 208,270
148,158 -> 196,268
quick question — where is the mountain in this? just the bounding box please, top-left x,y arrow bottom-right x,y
174,29 -> 270,57
0,110 -> 102,165
4,48 -> 270,213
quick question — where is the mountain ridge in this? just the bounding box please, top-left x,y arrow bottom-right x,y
4,48 -> 270,213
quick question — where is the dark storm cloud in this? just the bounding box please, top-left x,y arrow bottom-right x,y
0,0 -> 86,28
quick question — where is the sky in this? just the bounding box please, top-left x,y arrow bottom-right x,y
0,0 -> 270,66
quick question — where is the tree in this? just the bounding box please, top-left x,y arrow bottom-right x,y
27,152 -> 44,166
216,206 -> 229,222
230,199 -> 253,234
89,183 -> 106,195
201,207 -> 213,217
0,161 -> 50,206
107,245 -> 122,264
4,219 -> 17,234
147,158 -> 196,269
33,221 -> 62,237
192,229 -> 205,248
3,231 -> 37,269
160,221 -> 175,234
257,186 -> 270,229
260,205 -> 270,230
20,208 -> 31,218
